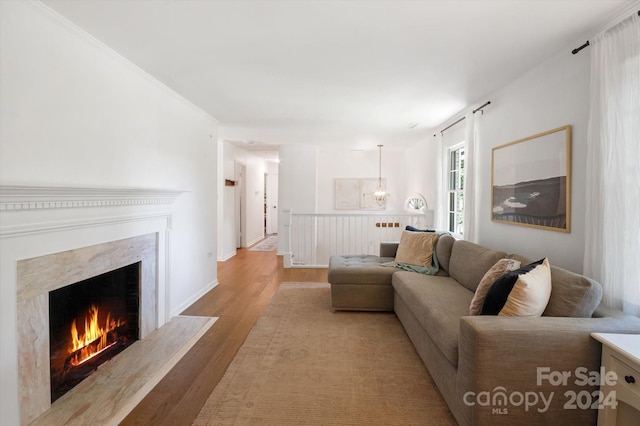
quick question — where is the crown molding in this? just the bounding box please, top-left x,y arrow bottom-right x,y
0,185 -> 184,211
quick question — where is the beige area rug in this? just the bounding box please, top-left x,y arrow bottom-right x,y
248,235 -> 278,251
193,282 -> 455,425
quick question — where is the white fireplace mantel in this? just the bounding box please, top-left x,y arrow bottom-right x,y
0,184 -> 184,424
0,185 -> 184,211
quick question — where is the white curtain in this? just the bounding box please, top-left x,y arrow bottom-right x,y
434,132 -> 445,231
463,112 -> 476,243
584,13 -> 640,316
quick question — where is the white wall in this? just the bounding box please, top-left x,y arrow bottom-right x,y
431,48 -> 591,273
277,144 -> 318,254
403,133 -> 440,214
0,2 -> 218,317
278,143 -> 318,216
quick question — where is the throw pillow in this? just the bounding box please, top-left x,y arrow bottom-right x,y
405,225 -> 436,233
499,258 -> 552,316
469,258 -> 521,315
394,230 -> 439,268
481,258 -> 545,315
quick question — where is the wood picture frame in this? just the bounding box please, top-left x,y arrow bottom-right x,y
491,125 -> 571,232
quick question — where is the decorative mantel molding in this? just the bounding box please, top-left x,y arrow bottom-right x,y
0,185 -> 184,211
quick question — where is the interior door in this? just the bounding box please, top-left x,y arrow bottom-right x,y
266,172 -> 279,234
235,163 -> 245,248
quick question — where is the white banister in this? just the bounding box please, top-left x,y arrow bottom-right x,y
284,212 -> 431,268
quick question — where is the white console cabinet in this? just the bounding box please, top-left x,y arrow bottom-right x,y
591,333 -> 640,426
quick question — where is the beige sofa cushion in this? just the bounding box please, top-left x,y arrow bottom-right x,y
328,255 -> 397,285
435,234 -> 455,274
449,241 -> 506,293
392,271 -> 473,367
545,266 -> 603,317
394,230 -> 439,267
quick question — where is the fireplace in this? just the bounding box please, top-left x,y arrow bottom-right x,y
1,185 -> 182,425
48,262 -> 141,402
15,233 -> 161,423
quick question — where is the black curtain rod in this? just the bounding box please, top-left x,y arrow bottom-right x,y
436,100 -> 492,136
573,10 -> 639,54
473,101 -> 491,114
572,41 -> 590,55
440,116 -> 465,134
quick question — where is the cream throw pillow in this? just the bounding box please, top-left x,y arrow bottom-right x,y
499,258 -> 552,317
469,258 -> 521,315
394,231 -> 439,267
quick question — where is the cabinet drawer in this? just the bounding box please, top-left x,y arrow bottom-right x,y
611,355 -> 640,401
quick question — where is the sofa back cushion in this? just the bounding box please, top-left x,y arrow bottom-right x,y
545,267 -> 602,318
449,240 -> 506,292
508,254 -> 603,318
435,234 -> 455,274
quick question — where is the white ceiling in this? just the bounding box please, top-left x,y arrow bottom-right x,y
42,0 -> 632,152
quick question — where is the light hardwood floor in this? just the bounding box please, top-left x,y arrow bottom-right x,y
120,239 -> 328,425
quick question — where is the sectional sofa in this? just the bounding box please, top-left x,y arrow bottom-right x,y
328,233 -> 640,425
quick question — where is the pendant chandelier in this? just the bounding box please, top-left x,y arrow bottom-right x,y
373,144 -> 389,206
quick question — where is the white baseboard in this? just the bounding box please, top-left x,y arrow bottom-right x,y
172,280 -> 218,317
246,235 -> 264,248
217,250 -> 236,261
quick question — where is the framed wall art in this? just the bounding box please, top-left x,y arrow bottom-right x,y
334,178 -> 361,210
491,125 -> 571,232
334,178 -> 388,210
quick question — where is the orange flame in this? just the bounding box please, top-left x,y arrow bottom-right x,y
68,305 -> 124,367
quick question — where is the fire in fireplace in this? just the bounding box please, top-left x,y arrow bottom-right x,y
48,262 -> 140,402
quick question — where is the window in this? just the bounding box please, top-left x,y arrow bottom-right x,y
447,144 -> 465,236
441,117 -> 467,238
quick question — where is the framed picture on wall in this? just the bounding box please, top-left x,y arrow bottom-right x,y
491,125 -> 571,232
334,178 -> 361,210
334,178 -> 388,210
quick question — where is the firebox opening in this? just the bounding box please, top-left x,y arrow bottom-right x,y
49,262 -> 140,403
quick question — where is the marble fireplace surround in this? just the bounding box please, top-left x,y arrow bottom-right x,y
18,234 -> 158,423
0,185 -> 182,424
